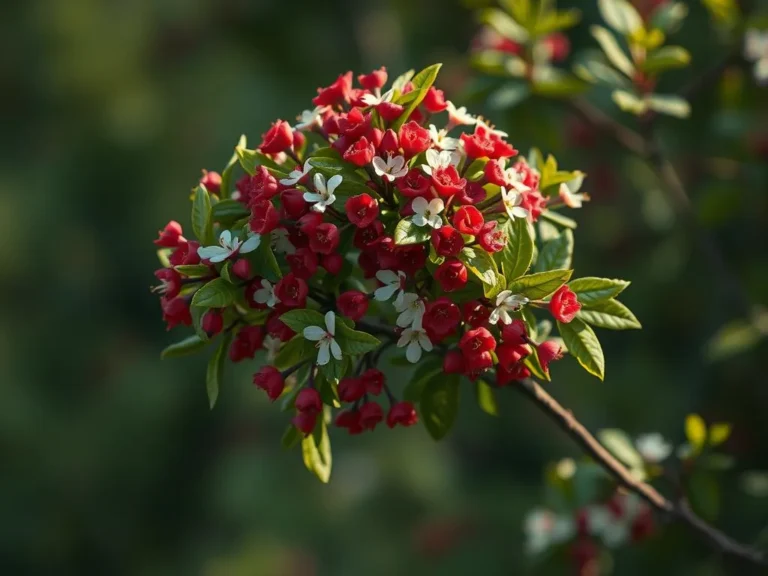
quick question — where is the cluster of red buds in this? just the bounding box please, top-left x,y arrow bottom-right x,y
152,64 -> 635,480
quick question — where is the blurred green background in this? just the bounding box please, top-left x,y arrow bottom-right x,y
3,0 -> 768,574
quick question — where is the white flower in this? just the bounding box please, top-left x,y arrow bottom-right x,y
395,293 -> 425,328
279,159 -> 313,186
372,154 -> 408,181
263,334 -> 281,362
303,311 -> 342,366
253,279 -> 280,308
635,433 -> 672,463
476,117 -> 508,138
197,230 -> 260,263
523,509 -> 576,556
374,270 -> 407,306
270,228 -> 296,254
421,148 -> 461,176
411,196 -> 444,229
745,29 -> 768,84
501,186 -> 530,221
489,290 -> 529,325
397,326 -> 433,363
558,182 -> 590,208
428,124 -> 460,151
304,173 -> 342,213
446,101 -> 478,126
361,88 -> 394,107
294,106 -> 328,130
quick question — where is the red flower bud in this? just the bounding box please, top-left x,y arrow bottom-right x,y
542,32 -> 570,62
496,362 -> 530,386
398,121 -> 430,157
343,137 -> 375,167
309,223 -> 340,255
232,258 -> 252,280
423,86 -> 448,113
483,159 -> 507,186
292,411 -> 318,435
459,327 -> 497,359
200,170 -> 222,194
253,366 -> 285,401
456,181 -> 487,205
243,166 -> 279,204
431,165 -> 467,198
443,350 -> 466,374
501,319 -> 528,345
462,300 -> 490,328
280,188 -> 308,219
249,198 -> 279,234
477,220 -> 507,253
397,244 -> 428,276
168,240 -> 200,266
434,258 -> 468,292
453,206 -> 484,235
201,309 -> 224,337
537,340 -> 563,373
460,125 -> 517,160
274,273 -> 308,309
358,250 -> 378,279
321,252 -> 344,275
295,387 -> 322,414
358,67 -> 387,90
338,108 -> 371,140
335,409 -> 364,435
296,212 -> 324,235
376,237 -> 400,270
422,297 -> 461,342
266,313 -> 294,342
549,286 -> 581,323
359,402 -> 383,431
154,221 -> 185,248
378,129 -> 400,156
230,326 -> 265,362
360,368 -> 385,395
337,290 -> 369,321
377,101 -> 405,122
387,401 -> 419,428
313,72 -> 352,106
161,296 -> 192,330
259,120 -> 293,155
496,342 -> 530,370
631,507 -> 654,542
431,226 -> 465,257
397,168 -> 432,198
345,193 -> 379,228
286,247 -> 318,280
465,350 -> 493,376
338,377 -> 366,403
354,220 -> 385,250
520,189 -> 547,222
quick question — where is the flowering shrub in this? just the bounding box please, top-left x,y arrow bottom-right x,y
152,63 -> 640,482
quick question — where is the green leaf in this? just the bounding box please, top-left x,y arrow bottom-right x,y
530,70 -> 589,98
219,134 -> 246,200
403,356 -> 444,402
487,81 -> 530,110
536,229 -> 574,272
191,185 -> 213,245
476,380 -> 498,416
160,335 -> 210,359
420,375 -> 460,440
280,309 -> 326,333
236,146 -> 286,175
597,0 -> 643,34
590,25 -> 635,77
612,90 -> 648,115
392,63 -> 442,132
500,217 -> 534,281
219,261 -> 235,284
598,428 -> 645,469
281,424 -> 302,450
460,246 -> 499,286
245,239 -> 282,281
335,322 -> 381,356
508,269 -> 573,300
190,305 -> 209,341
318,355 -> 348,384
191,278 -> 237,308
685,414 -> 707,452
525,345 -> 551,382
650,1 -> 688,32
206,331 -> 232,409
501,0 -> 531,29
391,69 -> 415,93
174,264 -> 212,277
478,8 -> 529,42
642,46 -> 691,74
540,209 -> 578,229
534,8 -> 581,35
211,199 -> 250,226
574,49 -> 632,88
274,334 -> 316,371
394,218 -> 432,245
646,94 -> 691,118
578,299 -> 641,330
558,318 -> 605,380
687,471 -> 720,521
709,422 -> 732,446
301,418 -> 332,483
568,277 -> 630,305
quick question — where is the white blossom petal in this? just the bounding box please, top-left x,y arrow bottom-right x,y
303,326 -> 326,341
324,311 -> 336,335
375,269 -> 399,285
330,339 -> 343,360
317,341 -> 331,365
240,233 -> 261,253
197,246 -> 230,261
327,175 -> 343,195
406,340 -> 422,363
374,283 -> 399,302
418,331 -> 433,352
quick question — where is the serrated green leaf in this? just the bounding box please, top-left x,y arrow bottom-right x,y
508,269 -> 573,300
219,261 -> 235,284
558,318 -> 605,379
598,0 -> 643,34
476,380 -> 498,416
302,418 -> 332,483
211,199 -> 250,226
460,246 -> 499,287
160,335 -> 210,359
191,278 -> 238,308
392,63 -> 442,132
335,322 -> 381,355
280,309 -> 326,333
236,146 -> 286,175
578,299 -> 641,330
394,218 -> 432,245
206,331 -> 232,409
568,277 -> 630,305
591,25 -> 635,77
420,375 -> 460,440
246,239 -> 282,281
274,334 -> 317,371
191,185 -> 213,245
536,229 -> 574,272
500,217 -> 534,281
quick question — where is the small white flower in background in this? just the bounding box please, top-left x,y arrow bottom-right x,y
489,290 -> 529,325
279,159 -> 314,186
372,154 -> 409,181
501,186 -> 530,221
523,508 -> 576,556
253,279 -> 280,308
446,101 -> 478,126
270,228 -> 296,254
428,124 -> 460,151
395,293 -> 425,328
304,173 -> 342,213
263,335 -> 281,362
374,270 -> 407,307
476,117 -> 508,138
558,172 -> 590,209
421,148 -> 461,176
745,28 -> 768,85
635,433 -> 672,464
397,326 -> 433,363
294,106 -> 328,131
197,230 -> 260,263
411,196 -> 444,229
303,311 -> 342,366
361,88 -> 394,107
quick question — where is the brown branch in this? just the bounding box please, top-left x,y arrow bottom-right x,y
515,378 -> 768,568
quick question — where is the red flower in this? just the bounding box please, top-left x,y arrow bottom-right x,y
338,108 -> 371,140
387,401 -> 419,428
496,362 -> 531,386
339,377 -> 366,403
465,351 -> 493,377
460,124 -> 517,160
496,342 -> 530,370
501,319 -> 528,345
456,181 -> 486,205
243,166 -> 279,204
463,300 -> 490,328
520,189 -> 547,222
397,244 -> 427,275
154,221 -> 185,248
422,297 -> 461,341
345,193 -> 379,227
309,223 -> 340,255
200,171 -> 222,195
266,313 -> 294,342
549,285 -> 581,323
201,309 -> 224,337
154,268 -> 182,299
376,237 -> 400,270
377,101 -> 405,122
399,121 -> 431,157
537,340 -> 564,373
431,165 -> 466,197
249,198 -> 279,234
313,71 -> 353,106
359,402 -> 383,431
542,32 -> 570,62
259,120 -> 293,155
397,168 -> 432,198
280,188 -> 308,219
274,273 -> 308,309
337,290 -> 369,321
354,220 -> 385,250
296,212 -> 324,235
443,350 -> 466,374
513,159 -> 540,190
161,296 -> 191,330
292,411 -> 318,435
378,129 -> 399,156
358,250 -> 378,278
286,247 -> 318,279
483,159 -> 507,186
431,226 -> 464,257
423,86 -> 448,113
477,220 -> 507,253
459,327 -> 497,359
253,366 -> 285,400
343,137 -> 376,166
232,258 -> 252,279
296,388 -> 322,414
321,253 -> 343,275
358,67 -> 388,90
453,206 -> 484,235
168,240 -> 201,266
434,258 -> 468,292
360,368 -> 385,395
335,409 -> 364,435
230,326 -> 265,361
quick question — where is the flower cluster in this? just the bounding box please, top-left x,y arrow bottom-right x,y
151,64 -> 638,481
